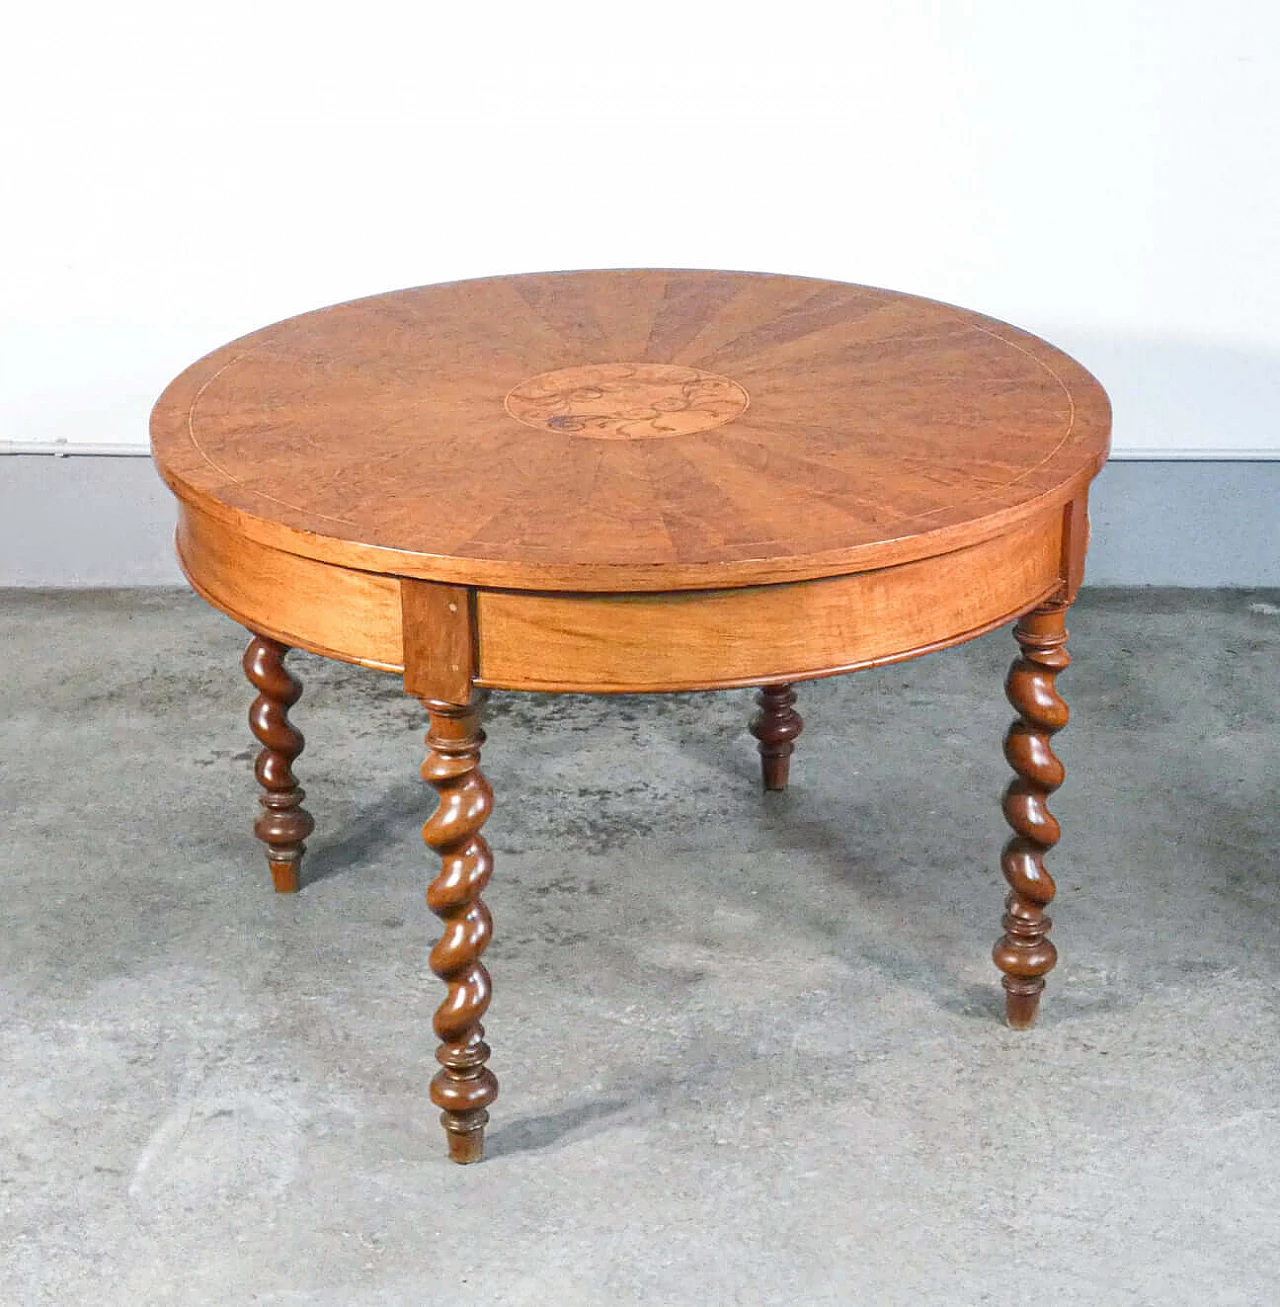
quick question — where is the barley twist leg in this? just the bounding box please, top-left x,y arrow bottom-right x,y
993,603 -> 1071,1028
243,635 -> 315,894
749,683 -> 804,791
421,693 -> 498,1163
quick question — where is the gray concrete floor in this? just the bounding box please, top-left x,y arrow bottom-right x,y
2,588 -> 1279,1305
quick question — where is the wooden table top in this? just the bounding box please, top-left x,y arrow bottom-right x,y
151,270 -> 1110,593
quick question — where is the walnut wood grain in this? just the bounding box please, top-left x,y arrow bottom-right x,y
1059,493 -> 1091,601
151,270 -> 1110,593
179,502 -> 403,671
177,494 -> 1075,698
401,581 -> 476,703
151,269 -> 1112,1160
750,684 -> 803,790
420,694 -> 498,1163
472,511 -> 1063,692
992,603 -> 1071,1028
243,635 -> 315,893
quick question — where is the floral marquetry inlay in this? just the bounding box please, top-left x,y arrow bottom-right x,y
153,269 -> 1112,591
505,362 -> 749,440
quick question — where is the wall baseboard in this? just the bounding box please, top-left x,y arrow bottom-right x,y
1084,460 -> 1279,586
7,444 -> 1278,460
1,455 -> 184,587
1,456 -> 1276,588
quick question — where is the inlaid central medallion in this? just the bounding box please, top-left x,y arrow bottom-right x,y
505,362 -> 749,440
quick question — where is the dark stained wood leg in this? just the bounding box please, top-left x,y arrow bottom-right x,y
243,634 -> 315,894
420,692 -> 498,1164
749,683 -> 803,790
993,603 -> 1070,1028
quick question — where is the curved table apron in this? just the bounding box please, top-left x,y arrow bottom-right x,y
173,491 -> 1085,696
151,269 -> 1110,1166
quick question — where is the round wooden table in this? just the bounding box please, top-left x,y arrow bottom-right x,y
151,270 -> 1110,1164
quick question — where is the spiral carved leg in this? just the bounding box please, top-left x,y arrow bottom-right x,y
749,683 -> 804,791
993,604 -> 1071,1029
421,693 -> 498,1164
243,635 -> 315,894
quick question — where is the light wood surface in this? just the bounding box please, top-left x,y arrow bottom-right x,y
177,483 -> 1074,696
471,509 -> 1065,693
152,270 -> 1111,1161
176,502 -> 403,671
152,270 -> 1109,594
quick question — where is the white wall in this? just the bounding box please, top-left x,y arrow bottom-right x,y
3,1 -> 1277,457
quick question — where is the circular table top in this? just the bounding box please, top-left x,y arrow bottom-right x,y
151,269 -> 1110,592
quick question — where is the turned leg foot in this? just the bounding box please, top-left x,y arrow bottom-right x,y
749,683 -> 803,791
993,603 -> 1070,1028
243,635 -> 314,893
420,692 -> 498,1163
